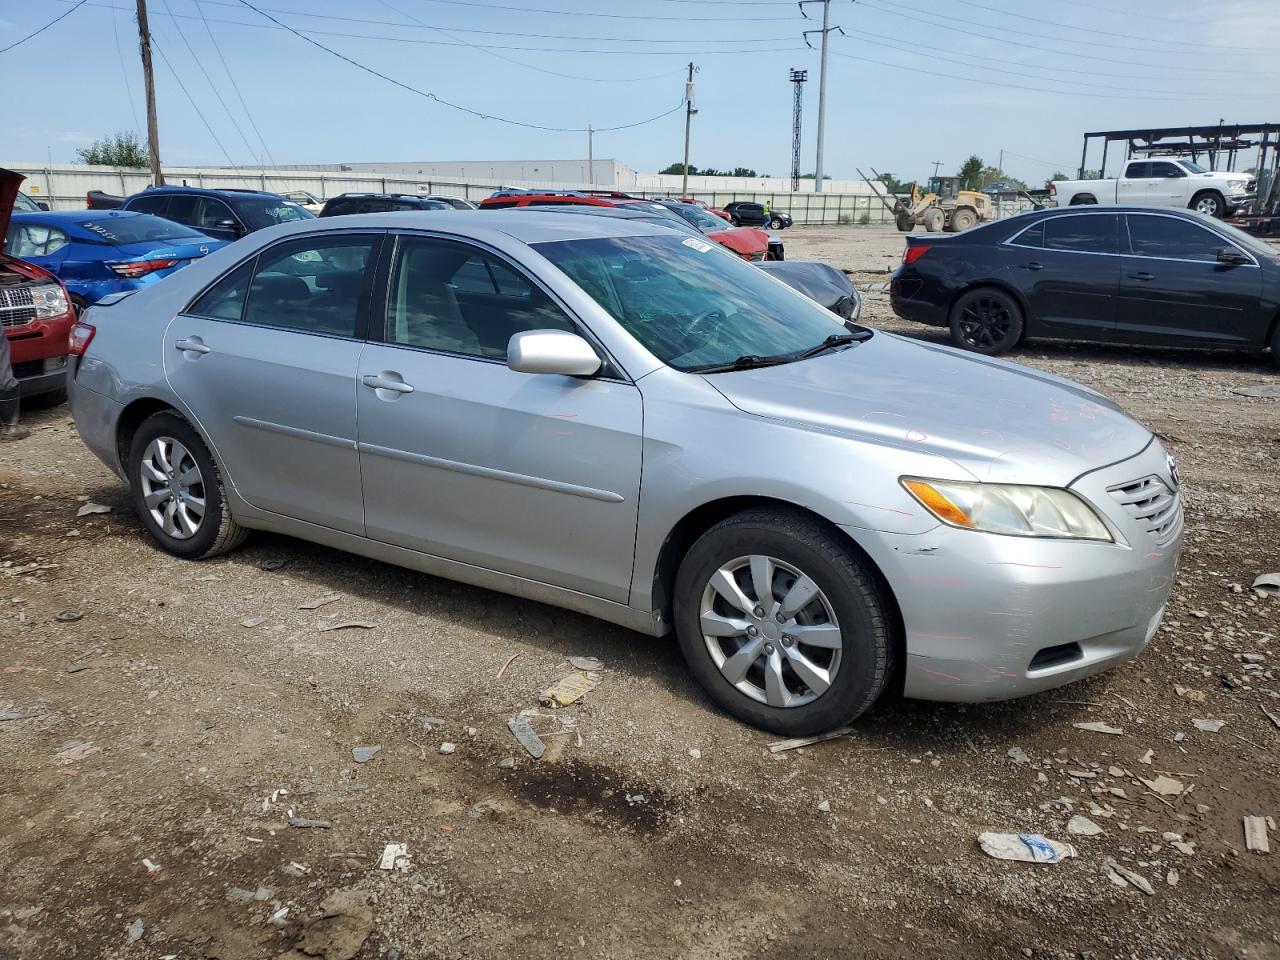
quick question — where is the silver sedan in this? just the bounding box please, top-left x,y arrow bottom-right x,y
66,212 -> 1182,734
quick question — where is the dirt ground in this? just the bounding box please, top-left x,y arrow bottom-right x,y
2,224 -> 1278,960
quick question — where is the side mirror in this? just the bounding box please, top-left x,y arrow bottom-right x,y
214,218 -> 242,235
507,330 -> 601,377
36,201 -> 50,211
1215,247 -> 1250,265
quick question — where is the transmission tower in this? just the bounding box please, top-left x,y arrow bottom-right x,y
789,68 -> 807,192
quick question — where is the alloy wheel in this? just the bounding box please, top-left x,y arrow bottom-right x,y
699,554 -> 843,708
1195,196 -> 1220,216
958,295 -> 1014,349
139,436 -> 206,540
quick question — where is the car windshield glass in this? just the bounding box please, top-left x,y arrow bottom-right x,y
76,215 -> 207,244
1178,160 -> 1208,174
235,198 -> 315,230
535,234 -> 857,371
667,203 -> 728,234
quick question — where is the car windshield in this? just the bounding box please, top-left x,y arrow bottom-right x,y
535,234 -> 858,371
1178,160 -> 1208,174
77,214 -> 207,244
665,203 -> 729,234
235,198 -> 315,230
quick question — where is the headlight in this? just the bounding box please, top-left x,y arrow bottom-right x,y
901,478 -> 1112,541
30,283 -> 69,319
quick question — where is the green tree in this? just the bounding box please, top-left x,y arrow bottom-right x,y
730,166 -> 758,178
659,162 -> 697,176
75,131 -> 150,168
956,154 -> 984,191
876,171 -> 912,194
1049,171 -> 1069,181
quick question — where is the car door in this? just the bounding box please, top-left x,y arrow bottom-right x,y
1116,213 -> 1263,345
355,233 -> 643,602
1145,161 -> 1188,208
195,197 -> 245,242
1004,213 -> 1120,339
165,231 -> 383,534
1116,162 -> 1150,205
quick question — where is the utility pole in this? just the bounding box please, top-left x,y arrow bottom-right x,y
135,0 -> 163,186
998,148 -> 1004,177
587,124 -> 593,186
789,68 -> 807,193
681,62 -> 696,196
800,1 -> 843,193
931,160 -> 942,178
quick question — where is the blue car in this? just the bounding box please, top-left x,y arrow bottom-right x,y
3,210 -> 227,310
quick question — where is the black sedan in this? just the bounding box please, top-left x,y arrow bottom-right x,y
890,206 -> 1280,366
724,201 -> 792,230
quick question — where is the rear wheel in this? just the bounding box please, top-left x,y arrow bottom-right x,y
951,207 -> 978,232
769,216 -> 785,230
127,411 -> 248,559
922,208 -> 945,233
673,508 -> 894,735
948,287 -> 1024,355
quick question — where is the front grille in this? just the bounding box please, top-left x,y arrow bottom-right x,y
1108,475 -> 1181,544
11,360 -> 43,379
0,286 -> 36,327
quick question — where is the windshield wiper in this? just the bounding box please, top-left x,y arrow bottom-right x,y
793,331 -> 873,360
687,354 -> 793,374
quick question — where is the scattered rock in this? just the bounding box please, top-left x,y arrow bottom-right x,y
54,610 -> 83,623
295,890 -> 374,960
1073,721 -> 1123,735
1067,815 -> 1104,837
351,745 -> 381,764
439,742 -> 456,755
53,740 -> 99,763
1192,719 -> 1226,733
688,748 -> 701,760
817,799 -> 831,813
288,817 -> 331,829
497,757 -> 516,769
240,617 -> 265,629
1104,858 -> 1154,895
125,918 -> 144,945
226,887 -> 255,906
76,502 -> 111,517
1138,775 -> 1184,797
1007,746 -> 1030,764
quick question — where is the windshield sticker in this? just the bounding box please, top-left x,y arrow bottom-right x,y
80,222 -> 120,242
681,237 -> 713,253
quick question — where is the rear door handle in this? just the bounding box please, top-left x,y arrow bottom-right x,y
1128,272 -> 1155,281
1021,261 -> 1044,271
174,337 -> 210,354
362,374 -> 414,394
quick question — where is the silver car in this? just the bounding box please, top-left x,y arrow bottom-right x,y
66,212 -> 1182,734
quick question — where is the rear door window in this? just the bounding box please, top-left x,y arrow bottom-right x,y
241,235 -> 378,337
1042,215 -> 1118,254
1124,162 -> 1150,179
188,259 -> 256,321
5,224 -> 69,258
1148,161 -> 1185,179
1008,221 -> 1045,248
1125,215 -> 1240,263
165,195 -> 200,225
127,194 -> 167,216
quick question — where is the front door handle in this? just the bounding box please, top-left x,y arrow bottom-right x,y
1020,261 -> 1044,271
362,374 -> 414,395
174,337 -> 211,354
1128,272 -> 1155,282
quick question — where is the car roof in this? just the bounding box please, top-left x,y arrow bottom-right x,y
13,209 -> 150,222
130,186 -> 280,200
255,209 -> 679,245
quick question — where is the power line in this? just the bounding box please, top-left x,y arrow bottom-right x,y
355,0 -> 803,21
150,33 -> 241,169
234,0 -> 687,133
373,0 -> 683,83
937,0 -> 1272,54
193,0 -> 278,167
108,1 -> 142,131
0,0 -> 90,54
829,49 -> 1276,102
159,0 -> 261,166
852,0 -> 1275,75
999,149 -> 1078,172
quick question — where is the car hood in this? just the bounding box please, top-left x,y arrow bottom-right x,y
708,227 -> 767,257
0,168 -> 23,239
704,332 -> 1151,486
756,260 -> 854,309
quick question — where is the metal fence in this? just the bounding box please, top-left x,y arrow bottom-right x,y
8,163 -> 1039,226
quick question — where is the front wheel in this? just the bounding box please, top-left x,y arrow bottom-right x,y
948,287 -> 1024,355
895,211 -> 914,232
769,216 -> 785,230
127,411 -> 248,559
950,207 -> 978,232
1190,191 -> 1224,219
673,508 -> 895,735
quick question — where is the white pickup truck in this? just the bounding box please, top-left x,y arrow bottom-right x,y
1050,158 -> 1256,218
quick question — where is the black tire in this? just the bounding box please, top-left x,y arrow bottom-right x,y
70,295 -> 88,316
673,508 -> 895,736
922,208 -> 944,233
948,287 -> 1024,355
24,387 -> 67,409
1069,195 -> 1097,206
1190,190 -> 1225,219
951,207 -> 978,232
895,211 -> 914,232
769,216 -> 785,230
127,411 -> 248,559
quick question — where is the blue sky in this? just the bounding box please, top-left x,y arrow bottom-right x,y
3,0 -> 1278,185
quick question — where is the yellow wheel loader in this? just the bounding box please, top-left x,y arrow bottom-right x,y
893,176 -> 992,233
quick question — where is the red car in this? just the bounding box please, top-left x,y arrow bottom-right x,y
479,192 -> 778,262
1,169 -> 76,406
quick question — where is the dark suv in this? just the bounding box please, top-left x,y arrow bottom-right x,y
724,201 -> 792,230
320,194 -> 451,217
122,186 -> 313,242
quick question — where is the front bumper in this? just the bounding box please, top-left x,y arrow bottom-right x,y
13,355 -> 69,398
851,440 -> 1182,702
